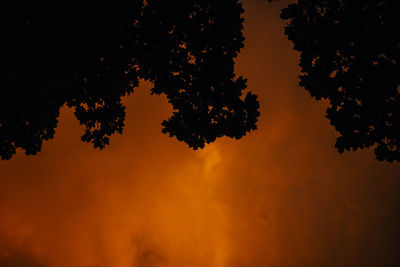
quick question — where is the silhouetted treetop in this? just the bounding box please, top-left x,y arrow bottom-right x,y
0,0 -> 259,160
1,1 -> 141,160
281,0 -> 399,162
133,0 -> 259,149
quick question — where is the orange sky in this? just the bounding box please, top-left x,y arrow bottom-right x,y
1,1 -> 400,266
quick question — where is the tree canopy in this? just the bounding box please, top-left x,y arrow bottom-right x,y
280,0 -> 399,162
0,0 -> 259,160
1,0 -> 398,162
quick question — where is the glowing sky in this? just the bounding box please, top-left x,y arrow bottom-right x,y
1,1 -> 399,266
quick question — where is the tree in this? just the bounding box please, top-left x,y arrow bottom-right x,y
0,0 -> 259,160
280,0 -> 399,162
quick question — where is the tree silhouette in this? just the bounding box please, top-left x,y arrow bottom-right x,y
133,0 -> 259,149
0,0 -> 259,160
280,0 -> 399,162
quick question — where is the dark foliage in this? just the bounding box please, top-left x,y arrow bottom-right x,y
133,0 -> 259,149
281,0 -> 399,162
1,1 -> 141,160
0,0 -> 259,160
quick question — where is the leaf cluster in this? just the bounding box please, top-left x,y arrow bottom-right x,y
281,0 -> 399,162
0,0 -> 259,159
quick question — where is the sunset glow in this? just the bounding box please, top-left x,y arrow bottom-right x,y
0,1 -> 399,266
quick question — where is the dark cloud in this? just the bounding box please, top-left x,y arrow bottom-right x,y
0,240 -> 45,267
0,254 -> 45,267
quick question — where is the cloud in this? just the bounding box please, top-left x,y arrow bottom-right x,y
0,239 -> 45,267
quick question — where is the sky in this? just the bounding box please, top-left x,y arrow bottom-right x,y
1,1 -> 400,266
